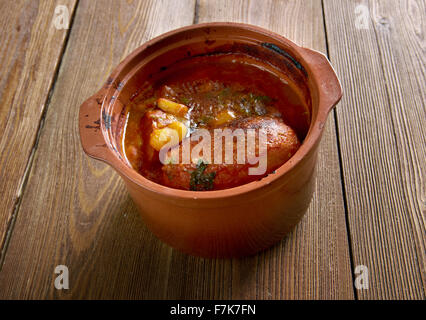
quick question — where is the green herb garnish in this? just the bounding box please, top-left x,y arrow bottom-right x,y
189,160 -> 216,191
218,87 -> 232,101
194,115 -> 212,127
256,95 -> 272,104
180,97 -> 190,105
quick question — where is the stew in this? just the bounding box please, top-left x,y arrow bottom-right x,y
123,53 -> 309,190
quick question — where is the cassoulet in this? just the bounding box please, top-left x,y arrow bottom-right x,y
123,53 -> 310,190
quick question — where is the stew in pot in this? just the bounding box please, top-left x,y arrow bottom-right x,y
123,53 -> 309,191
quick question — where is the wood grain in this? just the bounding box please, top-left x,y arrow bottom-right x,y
171,0 -> 354,300
3,0 -> 423,300
0,0 -> 354,299
0,0 -> 77,264
323,0 -> 425,299
0,0 -> 195,299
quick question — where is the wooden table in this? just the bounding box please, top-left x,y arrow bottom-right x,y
0,0 -> 424,300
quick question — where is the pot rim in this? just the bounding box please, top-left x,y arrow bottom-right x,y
81,22 -> 342,200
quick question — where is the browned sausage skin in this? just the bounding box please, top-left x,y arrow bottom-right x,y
161,116 -> 300,190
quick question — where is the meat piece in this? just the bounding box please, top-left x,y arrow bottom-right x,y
139,108 -> 190,183
161,116 -> 300,190
140,108 -> 188,159
139,109 -> 174,164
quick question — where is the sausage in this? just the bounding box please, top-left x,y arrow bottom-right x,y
161,116 -> 300,190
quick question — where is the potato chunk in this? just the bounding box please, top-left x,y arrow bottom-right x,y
140,109 -> 187,164
212,109 -> 236,126
149,121 -> 188,151
167,121 -> 188,140
157,98 -> 188,117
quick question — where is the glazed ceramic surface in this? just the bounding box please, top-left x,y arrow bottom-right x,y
79,23 -> 342,258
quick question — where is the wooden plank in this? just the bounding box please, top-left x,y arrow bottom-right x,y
164,0 -> 354,299
0,0 -> 77,263
0,0 -> 354,299
0,0 -> 195,299
323,0 -> 425,299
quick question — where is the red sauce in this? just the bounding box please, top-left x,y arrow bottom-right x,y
123,53 -> 310,190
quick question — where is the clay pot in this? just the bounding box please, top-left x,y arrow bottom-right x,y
79,23 -> 342,258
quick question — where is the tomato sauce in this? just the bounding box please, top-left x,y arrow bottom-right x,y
123,53 -> 310,190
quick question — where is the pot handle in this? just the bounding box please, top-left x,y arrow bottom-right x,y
302,48 -> 342,113
78,88 -> 110,161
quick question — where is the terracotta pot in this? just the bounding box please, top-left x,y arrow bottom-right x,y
79,23 -> 342,258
